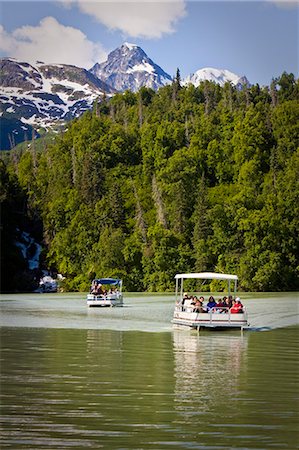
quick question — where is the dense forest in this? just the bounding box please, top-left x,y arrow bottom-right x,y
1,72 -> 299,292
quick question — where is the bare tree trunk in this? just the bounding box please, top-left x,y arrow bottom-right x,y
31,128 -> 37,175
270,78 -> 278,107
109,103 -> 115,122
71,146 -> 77,186
133,183 -> 147,243
138,93 -> 143,127
152,173 -> 168,228
185,115 -> 190,146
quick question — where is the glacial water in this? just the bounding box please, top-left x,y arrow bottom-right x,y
0,292 -> 298,449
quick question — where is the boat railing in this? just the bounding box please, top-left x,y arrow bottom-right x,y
89,292 -> 121,299
175,303 -> 247,320
175,303 -> 230,313
208,307 -> 247,324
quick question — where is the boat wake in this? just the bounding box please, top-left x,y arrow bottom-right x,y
245,326 -> 272,332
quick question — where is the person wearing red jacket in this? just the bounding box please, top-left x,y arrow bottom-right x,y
230,297 -> 243,314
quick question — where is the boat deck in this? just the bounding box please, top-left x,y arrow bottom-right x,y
173,307 -> 248,329
86,293 -> 123,307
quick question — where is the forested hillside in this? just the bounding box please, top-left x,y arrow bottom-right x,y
1,72 -> 299,292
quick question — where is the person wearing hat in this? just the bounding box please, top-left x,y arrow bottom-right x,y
230,297 -> 243,314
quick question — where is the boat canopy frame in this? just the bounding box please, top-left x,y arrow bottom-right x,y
93,278 -> 122,289
175,272 -> 238,301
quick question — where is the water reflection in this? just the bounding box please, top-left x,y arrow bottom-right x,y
1,322 -> 298,449
173,330 -> 248,418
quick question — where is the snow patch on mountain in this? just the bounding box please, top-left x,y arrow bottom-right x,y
123,42 -> 138,51
127,62 -> 155,74
0,57 -> 115,148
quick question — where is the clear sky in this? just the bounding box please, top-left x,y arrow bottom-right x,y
0,0 -> 298,86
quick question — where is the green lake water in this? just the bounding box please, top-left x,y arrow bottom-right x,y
0,292 -> 298,449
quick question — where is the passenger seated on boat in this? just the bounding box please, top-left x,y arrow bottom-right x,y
206,296 -> 217,312
227,295 -> 233,308
190,296 -> 196,305
90,281 -> 97,294
193,297 -> 204,313
95,283 -> 104,295
236,298 -> 243,312
179,293 -> 189,310
91,282 -> 102,294
222,296 -> 230,313
216,298 -> 226,313
230,298 -> 243,314
199,296 -> 207,312
184,299 -> 194,311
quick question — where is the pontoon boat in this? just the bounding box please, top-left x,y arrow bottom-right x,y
87,278 -> 123,307
172,272 -> 249,330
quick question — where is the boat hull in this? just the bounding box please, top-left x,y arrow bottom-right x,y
172,310 -> 248,329
86,293 -> 123,307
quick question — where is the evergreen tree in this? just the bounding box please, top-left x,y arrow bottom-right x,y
3,72 -> 299,292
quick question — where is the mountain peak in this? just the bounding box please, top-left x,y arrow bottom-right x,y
122,42 -> 139,51
184,67 -> 250,89
90,43 -> 172,92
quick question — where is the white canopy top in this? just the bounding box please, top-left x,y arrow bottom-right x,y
175,272 -> 238,281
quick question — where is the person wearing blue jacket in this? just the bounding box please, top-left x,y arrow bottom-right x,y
206,296 -> 217,312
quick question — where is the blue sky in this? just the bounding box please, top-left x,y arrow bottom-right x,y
0,1 -> 298,86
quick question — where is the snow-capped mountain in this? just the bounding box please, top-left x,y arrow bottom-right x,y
0,58 -> 115,150
0,46 -> 251,151
183,67 -> 250,89
90,42 -> 172,92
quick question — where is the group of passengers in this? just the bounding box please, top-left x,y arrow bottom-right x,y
90,282 -> 106,295
179,294 -> 244,314
90,282 -> 118,296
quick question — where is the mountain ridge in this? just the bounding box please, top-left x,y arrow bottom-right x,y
0,44 -> 251,150
0,58 -> 115,149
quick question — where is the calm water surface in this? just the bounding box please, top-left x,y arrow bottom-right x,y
0,292 -> 298,449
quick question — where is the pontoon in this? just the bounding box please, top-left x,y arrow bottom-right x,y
172,272 -> 249,330
87,278 -> 123,307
